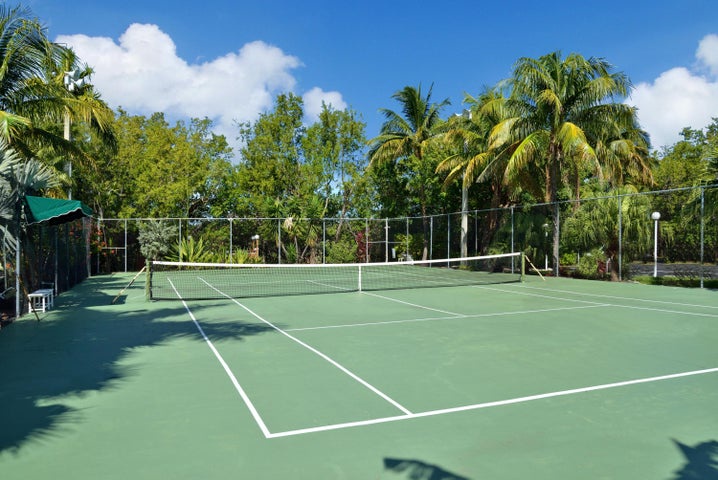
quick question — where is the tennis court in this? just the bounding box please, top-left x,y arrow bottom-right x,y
1,264 -> 717,479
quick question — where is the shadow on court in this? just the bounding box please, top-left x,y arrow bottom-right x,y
0,274 -> 272,454
384,457 -> 470,480
671,439 -> 718,480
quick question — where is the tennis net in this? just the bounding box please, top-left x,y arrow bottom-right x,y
148,252 -> 523,300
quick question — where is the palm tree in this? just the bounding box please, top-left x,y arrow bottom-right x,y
0,5 -> 115,197
490,52 -> 640,275
437,89 -> 514,254
41,45 -> 116,198
368,84 -> 449,260
590,108 -> 654,191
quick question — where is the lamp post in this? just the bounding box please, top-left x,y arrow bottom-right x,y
63,68 -> 88,200
542,223 -> 549,270
251,234 -> 260,260
651,211 -> 661,277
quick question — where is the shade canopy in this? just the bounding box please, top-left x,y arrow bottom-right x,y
24,195 -> 93,226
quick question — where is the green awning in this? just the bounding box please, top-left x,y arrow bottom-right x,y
24,195 -> 93,226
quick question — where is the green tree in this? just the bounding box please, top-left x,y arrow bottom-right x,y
652,125 -> 716,261
0,139 -> 61,233
39,46 -> 116,199
303,103 -> 367,234
0,6 -> 114,178
236,93 -> 306,215
562,185 -> 653,280
235,94 -> 368,262
97,110 -> 231,219
0,5 -> 51,146
368,84 -> 450,259
437,89 -> 514,254
138,220 -> 177,261
491,52 -> 640,274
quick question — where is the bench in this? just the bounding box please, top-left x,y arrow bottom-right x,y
28,288 -> 54,313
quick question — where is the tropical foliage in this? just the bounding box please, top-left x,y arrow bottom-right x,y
0,5 -> 115,189
484,52 -> 650,274
368,84 -> 450,259
1,4 -> 716,280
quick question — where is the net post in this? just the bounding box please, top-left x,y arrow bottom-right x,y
520,253 -> 525,282
146,260 -> 153,300
358,265 -> 362,292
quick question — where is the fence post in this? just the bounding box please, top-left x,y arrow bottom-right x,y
55,224 -> 59,287
511,206 -> 515,273
124,219 -> 128,272
700,187 -> 705,289
277,219 -> 281,264
430,216 -> 433,260
365,219 -> 369,263
322,219 -> 326,264
617,195 -> 622,281
178,219 -> 182,262
447,213 -> 450,260
405,217 -> 409,258
385,218 -> 389,262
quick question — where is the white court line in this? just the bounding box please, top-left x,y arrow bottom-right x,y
514,284 -> 718,310
361,291 -> 465,316
306,280 -> 354,292
168,279 -> 273,439
267,366 -> 718,438
475,284 -> 609,306
198,277 -> 413,416
285,304 -> 608,332
476,285 -> 718,318
612,304 -> 718,318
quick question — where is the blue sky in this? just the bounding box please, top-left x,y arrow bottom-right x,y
26,0 -> 718,154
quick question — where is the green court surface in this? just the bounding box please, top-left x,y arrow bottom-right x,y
1,272 -> 717,479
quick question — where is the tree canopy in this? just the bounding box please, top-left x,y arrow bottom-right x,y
2,4 -> 716,272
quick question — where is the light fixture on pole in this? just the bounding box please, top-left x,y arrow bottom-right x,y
651,211 -> 661,277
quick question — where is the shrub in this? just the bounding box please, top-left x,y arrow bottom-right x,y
138,221 -> 177,261
168,235 -> 212,263
325,237 -> 357,264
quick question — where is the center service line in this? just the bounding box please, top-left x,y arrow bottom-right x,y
199,278 -> 413,416
168,279 -> 272,439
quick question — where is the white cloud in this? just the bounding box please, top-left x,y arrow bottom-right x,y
56,24 -> 344,156
697,34 -> 718,75
302,87 -> 348,122
628,33 -> 718,150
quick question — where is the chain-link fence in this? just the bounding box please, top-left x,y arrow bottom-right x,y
90,185 -> 717,287
1,218 -> 92,318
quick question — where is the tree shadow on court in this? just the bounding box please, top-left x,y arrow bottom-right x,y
670,438 -> 718,479
0,274 -> 273,454
383,457 -> 470,480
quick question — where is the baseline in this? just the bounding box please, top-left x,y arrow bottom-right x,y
268,366 -> 718,439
